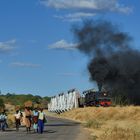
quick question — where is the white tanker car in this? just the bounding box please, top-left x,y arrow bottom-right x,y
48,89 -> 80,114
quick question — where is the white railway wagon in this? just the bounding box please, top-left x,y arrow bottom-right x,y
48,89 -> 80,113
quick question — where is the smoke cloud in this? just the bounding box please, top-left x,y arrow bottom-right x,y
73,20 -> 140,105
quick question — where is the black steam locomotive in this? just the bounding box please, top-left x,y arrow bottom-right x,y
80,89 -> 111,107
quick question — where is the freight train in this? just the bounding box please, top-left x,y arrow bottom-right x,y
81,89 -> 112,107
48,88 -> 112,113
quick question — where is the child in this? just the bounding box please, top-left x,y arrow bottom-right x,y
32,108 -> 39,133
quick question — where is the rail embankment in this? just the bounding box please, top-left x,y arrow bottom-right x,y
47,106 -> 140,140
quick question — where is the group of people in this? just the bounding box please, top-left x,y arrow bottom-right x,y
14,107 -> 47,134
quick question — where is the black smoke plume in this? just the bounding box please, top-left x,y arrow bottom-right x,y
73,20 -> 140,105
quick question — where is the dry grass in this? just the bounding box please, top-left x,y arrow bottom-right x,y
99,126 -> 140,140
58,106 -> 140,121
48,106 -> 140,140
7,113 -> 15,128
4,104 -> 16,128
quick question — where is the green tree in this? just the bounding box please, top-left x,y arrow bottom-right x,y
0,98 -> 5,111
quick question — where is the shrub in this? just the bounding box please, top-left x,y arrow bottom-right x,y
0,98 -> 5,112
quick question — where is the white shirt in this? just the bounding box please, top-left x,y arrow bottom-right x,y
14,111 -> 21,119
38,112 -> 45,120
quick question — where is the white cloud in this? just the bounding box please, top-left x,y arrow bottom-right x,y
40,0 -> 132,14
48,40 -> 77,50
10,62 -> 41,68
54,12 -> 96,22
0,39 -> 16,54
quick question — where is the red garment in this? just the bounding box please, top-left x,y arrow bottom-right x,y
33,116 -> 38,123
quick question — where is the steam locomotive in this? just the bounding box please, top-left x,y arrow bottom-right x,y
80,89 -> 112,107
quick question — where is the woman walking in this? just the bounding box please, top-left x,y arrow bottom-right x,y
24,107 -> 32,133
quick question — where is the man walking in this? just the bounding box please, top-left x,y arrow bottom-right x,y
38,108 -> 46,134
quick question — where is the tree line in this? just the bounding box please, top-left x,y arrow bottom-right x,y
0,93 -> 51,110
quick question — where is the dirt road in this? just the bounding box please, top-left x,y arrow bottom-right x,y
0,116 -> 89,140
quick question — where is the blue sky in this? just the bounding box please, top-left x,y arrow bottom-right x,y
0,0 -> 139,97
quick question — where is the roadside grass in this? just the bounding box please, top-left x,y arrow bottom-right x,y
99,127 -> 140,140
7,113 -> 15,128
47,106 -> 140,140
84,119 -> 102,129
4,104 -> 15,128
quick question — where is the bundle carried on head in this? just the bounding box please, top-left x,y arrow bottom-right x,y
34,103 -> 43,109
33,103 -> 40,109
0,107 -> 4,113
15,105 -> 20,111
24,101 -> 33,107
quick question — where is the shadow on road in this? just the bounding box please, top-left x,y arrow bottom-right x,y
1,129 -> 57,134
46,122 -> 80,127
44,130 -> 57,133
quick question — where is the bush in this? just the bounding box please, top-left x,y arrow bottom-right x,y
0,98 -> 5,112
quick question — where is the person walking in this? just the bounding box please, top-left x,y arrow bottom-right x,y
32,108 -> 39,133
38,108 -> 46,134
24,107 -> 32,133
0,112 -> 3,131
14,110 -> 22,131
0,111 -> 7,131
